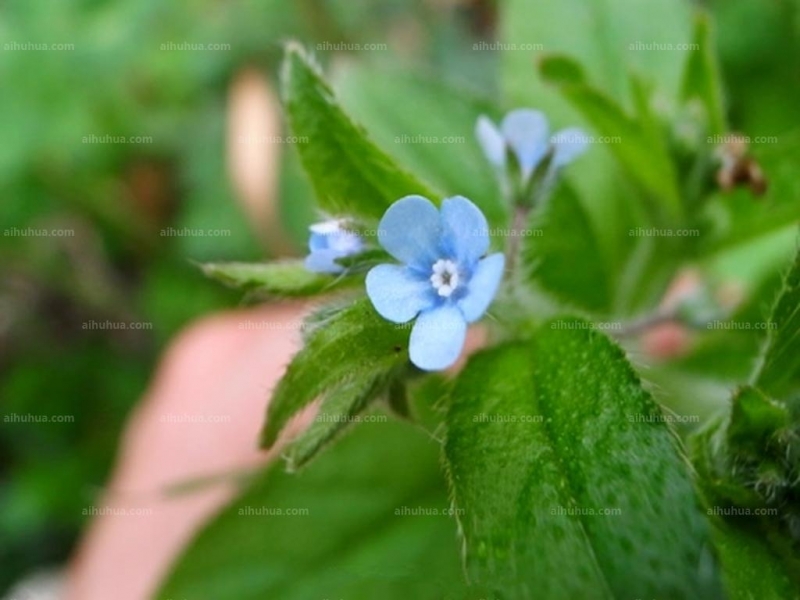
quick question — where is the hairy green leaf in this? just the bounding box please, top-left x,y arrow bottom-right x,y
281,43 -> 437,220
753,242 -> 800,398
260,299 -> 408,448
200,260 -> 352,296
444,322 -> 723,599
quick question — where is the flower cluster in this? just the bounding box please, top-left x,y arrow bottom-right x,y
305,108 -> 587,370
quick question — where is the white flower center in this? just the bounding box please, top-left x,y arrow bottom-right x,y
430,259 -> 460,298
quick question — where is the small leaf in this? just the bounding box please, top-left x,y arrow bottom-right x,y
284,375 -> 386,471
281,43 -> 437,220
753,242 -> 800,398
680,11 -> 727,136
200,260 -> 351,296
260,299 -> 409,448
444,321 -> 724,599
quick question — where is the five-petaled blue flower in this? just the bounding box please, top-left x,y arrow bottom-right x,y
366,195 -> 505,371
304,219 -> 363,274
476,108 -> 587,189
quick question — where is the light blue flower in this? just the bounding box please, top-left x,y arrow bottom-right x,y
476,109 -> 588,189
304,219 -> 363,274
366,195 -> 505,371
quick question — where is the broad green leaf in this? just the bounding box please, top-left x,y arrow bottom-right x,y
158,421 -> 471,599
523,183 -> 611,312
539,55 -> 682,219
444,322 -> 724,599
260,299 -> 408,448
281,43 -> 437,220
753,242 -> 800,398
200,260 -> 353,296
680,11 -> 727,136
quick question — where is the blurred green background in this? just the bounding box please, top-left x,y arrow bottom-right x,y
0,0 -> 797,594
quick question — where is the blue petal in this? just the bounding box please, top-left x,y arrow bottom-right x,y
305,249 -> 343,274
440,196 -> 490,266
308,231 -> 330,252
475,116 -> 506,168
550,127 -> 588,168
409,304 -> 467,371
366,264 -> 435,323
458,253 -> 505,323
501,109 -> 550,181
377,195 -> 441,269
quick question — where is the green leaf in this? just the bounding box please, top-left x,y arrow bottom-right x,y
200,260 -> 352,296
539,55 -> 682,219
158,421 -> 471,599
444,322 -> 724,599
680,11 -> 727,136
260,299 -> 409,448
281,43 -> 437,220
713,522 -> 799,600
335,65 -> 507,228
283,376 -> 386,471
753,241 -> 800,398
523,184 -> 611,312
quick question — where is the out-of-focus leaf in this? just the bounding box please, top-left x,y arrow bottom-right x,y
539,55 -> 682,219
523,183 -> 611,312
158,421 -> 471,599
680,11 -> 727,136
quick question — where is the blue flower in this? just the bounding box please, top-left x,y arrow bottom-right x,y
304,219 -> 363,274
366,195 -> 505,371
476,109 -> 588,189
